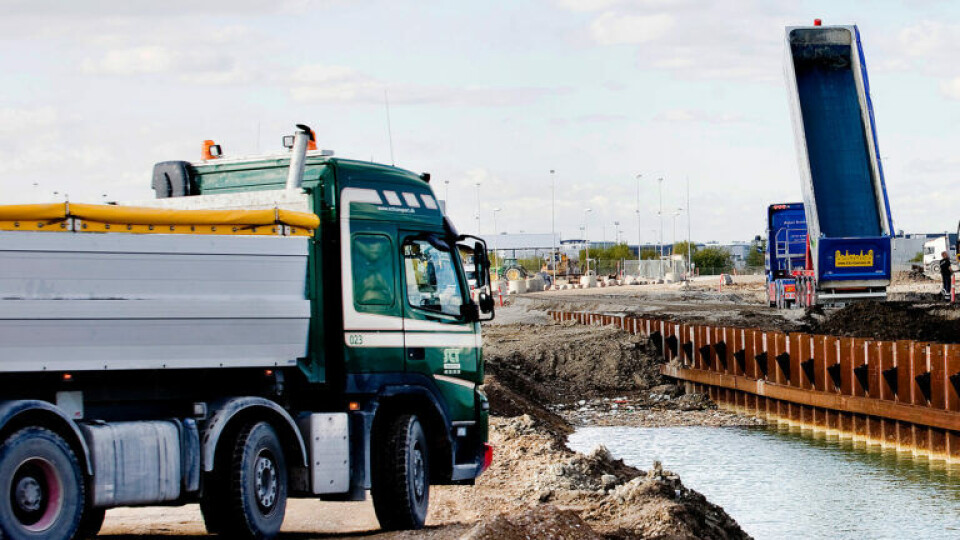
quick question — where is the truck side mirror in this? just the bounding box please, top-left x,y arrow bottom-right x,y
460,303 -> 480,322
477,291 -> 495,318
475,241 -> 489,288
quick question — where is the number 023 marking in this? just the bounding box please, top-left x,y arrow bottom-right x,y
348,334 -> 364,346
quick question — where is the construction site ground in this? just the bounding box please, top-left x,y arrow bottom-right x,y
100,272 -> 956,539
520,272 -> 960,343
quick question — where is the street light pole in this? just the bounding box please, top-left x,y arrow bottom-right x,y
673,208 -> 683,250
493,207 -> 501,268
474,181 -> 482,233
686,176 -> 692,281
550,169 -> 557,286
656,177 -> 664,278
583,208 -> 592,274
636,174 -> 642,277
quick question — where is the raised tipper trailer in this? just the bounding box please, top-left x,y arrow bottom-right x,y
785,21 -> 895,306
0,126 -> 495,539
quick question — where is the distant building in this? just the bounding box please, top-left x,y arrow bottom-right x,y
481,233 -> 560,259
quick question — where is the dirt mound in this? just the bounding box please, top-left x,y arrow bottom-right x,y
461,415 -> 750,540
484,322 -> 663,404
806,301 -> 960,343
590,462 -> 748,539
483,378 -> 572,439
463,505 -> 601,540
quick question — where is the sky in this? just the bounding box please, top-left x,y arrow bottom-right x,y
2,0 -> 960,244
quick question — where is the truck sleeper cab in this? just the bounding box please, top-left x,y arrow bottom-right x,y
0,133 -> 493,540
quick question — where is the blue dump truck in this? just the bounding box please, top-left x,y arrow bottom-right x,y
765,203 -> 808,308
784,22 -> 895,305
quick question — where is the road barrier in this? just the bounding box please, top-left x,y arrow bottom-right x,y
549,310 -> 960,463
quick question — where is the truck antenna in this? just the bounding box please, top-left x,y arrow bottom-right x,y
384,88 -> 395,166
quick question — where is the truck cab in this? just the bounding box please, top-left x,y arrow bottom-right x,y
765,203 -> 808,308
153,137 -> 495,517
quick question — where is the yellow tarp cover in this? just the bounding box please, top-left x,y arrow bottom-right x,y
0,203 -> 320,230
0,203 -> 68,221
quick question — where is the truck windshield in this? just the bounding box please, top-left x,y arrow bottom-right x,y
403,239 -> 464,317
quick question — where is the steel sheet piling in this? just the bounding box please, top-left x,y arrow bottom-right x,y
549,309 -> 960,462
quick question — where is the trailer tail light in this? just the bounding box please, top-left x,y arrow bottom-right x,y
62,373 -> 73,382
348,401 -> 360,411
202,140 -> 222,160
480,443 -> 494,474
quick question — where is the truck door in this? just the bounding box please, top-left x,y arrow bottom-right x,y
399,234 -> 479,417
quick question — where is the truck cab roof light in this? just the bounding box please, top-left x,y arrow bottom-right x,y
814,18 -> 822,26
202,140 -> 222,161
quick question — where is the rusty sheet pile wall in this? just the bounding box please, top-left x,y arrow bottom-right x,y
549,310 -> 960,463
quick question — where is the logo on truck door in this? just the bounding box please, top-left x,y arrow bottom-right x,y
835,250 -> 874,267
443,349 -> 461,374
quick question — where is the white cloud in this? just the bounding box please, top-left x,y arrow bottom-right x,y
289,64 -> 560,106
291,64 -> 360,84
81,46 -> 236,77
0,107 -> 58,134
654,109 -> 744,124
939,77 -> 960,100
577,2 -> 798,82
589,12 -> 675,45
81,46 -> 175,75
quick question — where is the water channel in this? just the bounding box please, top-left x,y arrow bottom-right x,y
568,425 -> 960,539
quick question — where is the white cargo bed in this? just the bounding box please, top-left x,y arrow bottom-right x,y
0,231 -> 310,372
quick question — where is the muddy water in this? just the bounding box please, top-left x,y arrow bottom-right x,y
569,425 -> 960,540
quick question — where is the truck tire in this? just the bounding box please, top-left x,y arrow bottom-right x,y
222,421 -> 287,540
0,427 -> 84,540
75,506 -> 106,539
199,473 -> 228,534
371,414 -> 429,530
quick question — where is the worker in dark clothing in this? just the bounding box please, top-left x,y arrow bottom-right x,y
939,251 -> 953,300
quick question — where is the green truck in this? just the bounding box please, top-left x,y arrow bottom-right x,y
0,126 -> 494,539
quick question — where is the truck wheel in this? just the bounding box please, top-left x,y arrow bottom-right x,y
75,506 -> 106,539
371,414 -> 429,530
222,421 -> 287,540
0,427 -> 84,540
199,472 -> 228,534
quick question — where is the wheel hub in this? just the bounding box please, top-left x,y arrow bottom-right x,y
10,458 -> 61,532
254,454 -> 277,510
412,446 -> 425,500
15,476 -> 43,513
